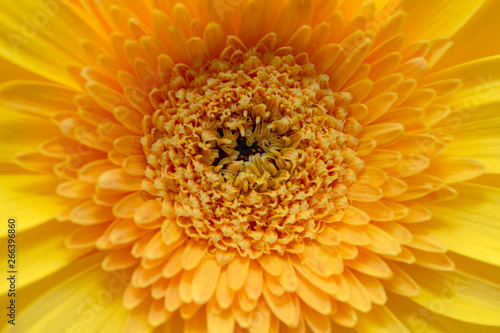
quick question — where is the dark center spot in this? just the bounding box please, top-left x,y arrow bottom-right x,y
236,136 -> 264,161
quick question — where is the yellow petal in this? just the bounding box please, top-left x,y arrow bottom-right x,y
396,0 -> 485,43
426,183 -> 500,266
0,220 -> 89,293
470,173 -> 500,189
406,264 -> 500,326
0,55 -> 45,83
432,1 -> 500,71
438,106 -> 500,173
399,203 -> 432,223
5,264 -> 131,332
356,304 -> 410,332
334,271 -> 353,300
0,81 -> 76,118
0,0 -> 106,88
447,252 -> 500,295
387,292 -> 500,333
102,246 -> 140,271
380,177 -> 407,197
0,108 -> 58,162
0,171 -> 72,236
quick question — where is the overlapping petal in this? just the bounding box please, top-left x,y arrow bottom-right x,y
0,0 -> 499,332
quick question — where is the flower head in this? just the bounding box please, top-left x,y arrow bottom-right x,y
1,0 -> 500,332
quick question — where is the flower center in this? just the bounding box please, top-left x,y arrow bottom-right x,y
143,34 -> 365,258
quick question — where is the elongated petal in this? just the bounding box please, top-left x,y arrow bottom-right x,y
0,172 -> 72,236
0,220 -> 89,293
356,304 -> 410,332
4,265 -> 130,332
0,0 -> 105,88
406,264 -> 500,326
426,183 -> 500,266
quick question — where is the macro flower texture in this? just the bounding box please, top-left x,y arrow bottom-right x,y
1,0 -> 500,332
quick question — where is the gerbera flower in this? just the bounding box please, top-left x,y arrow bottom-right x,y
1,0 -> 500,332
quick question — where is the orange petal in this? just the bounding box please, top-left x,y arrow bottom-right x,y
98,168 -> 143,191
364,224 -> 401,256
381,261 -> 420,297
345,247 -> 393,279
344,268 -> 372,313
148,298 -> 172,327
245,260 -> 264,300
182,239 -> 209,270
70,200 -> 114,225
341,206 -> 371,225
347,181 -> 383,202
405,225 -> 448,253
262,285 -> 299,328
227,256 -> 250,291
215,269 -> 235,310
258,253 -> 283,276
192,256 -> 221,304
296,275 -> 332,315
302,302 -> 332,333
207,301 -> 234,333
426,157 -> 485,184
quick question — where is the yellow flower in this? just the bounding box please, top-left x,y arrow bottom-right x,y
1,0 -> 500,332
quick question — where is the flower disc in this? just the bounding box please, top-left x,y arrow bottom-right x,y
3,0 -> 500,332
